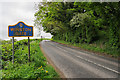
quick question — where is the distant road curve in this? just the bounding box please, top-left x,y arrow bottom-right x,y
40,40 -> 120,78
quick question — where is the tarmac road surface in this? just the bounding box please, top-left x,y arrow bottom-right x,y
40,40 -> 120,78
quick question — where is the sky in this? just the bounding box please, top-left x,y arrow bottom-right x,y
0,0 -> 52,40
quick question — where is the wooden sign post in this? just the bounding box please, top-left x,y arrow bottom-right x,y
8,21 -> 33,63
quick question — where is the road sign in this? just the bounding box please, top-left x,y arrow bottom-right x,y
8,21 -> 33,63
8,21 -> 33,37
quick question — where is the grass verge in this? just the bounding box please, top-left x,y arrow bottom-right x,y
1,39 -> 59,79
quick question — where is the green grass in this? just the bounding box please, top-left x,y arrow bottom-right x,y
1,39 -> 59,79
53,40 -> 119,58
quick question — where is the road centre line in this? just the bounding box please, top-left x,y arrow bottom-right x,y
56,46 -> 69,53
55,45 -> 120,75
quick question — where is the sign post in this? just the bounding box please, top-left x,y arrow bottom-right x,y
12,37 -> 14,64
8,21 -> 33,63
28,37 -> 30,62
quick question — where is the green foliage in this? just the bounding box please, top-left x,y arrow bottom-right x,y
34,2 -> 75,35
35,2 -> 120,57
70,13 -> 96,43
1,39 -> 59,79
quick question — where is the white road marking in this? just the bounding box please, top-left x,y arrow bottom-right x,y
55,45 -> 120,75
56,46 -> 69,53
76,56 -> 120,74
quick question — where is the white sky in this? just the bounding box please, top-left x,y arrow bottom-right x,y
0,0 -> 52,40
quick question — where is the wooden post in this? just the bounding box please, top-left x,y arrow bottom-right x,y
28,37 -> 30,62
12,37 -> 14,64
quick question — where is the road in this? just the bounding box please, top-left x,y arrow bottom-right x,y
40,40 -> 120,78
